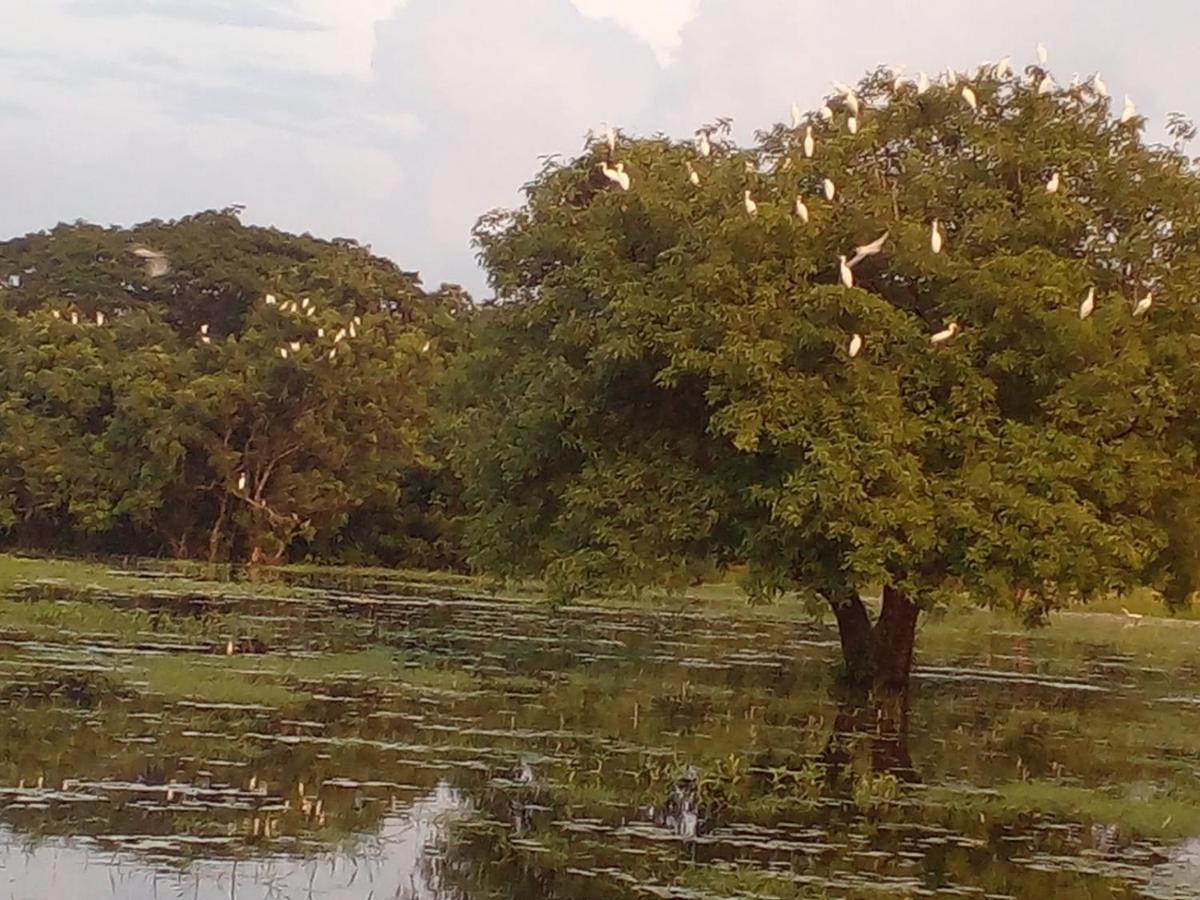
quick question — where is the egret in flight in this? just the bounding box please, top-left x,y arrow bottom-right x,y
838,255 -> 854,288
1079,288 -> 1095,319
743,190 -> 758,216
931,220 -> 944,254
823,178 -> 836,201
847,231 -> 888,267
931,322 -> 961,344
1133,293 -> 1153,318
848,333 -> 863,358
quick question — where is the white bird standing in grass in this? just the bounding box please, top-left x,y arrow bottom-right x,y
962,85 -> 978,112
794,197 -> 810,222
1079,287 -> 1096,319
1133,293 -> 1153,317
804,126 -> 815,158
823,178 -> 836,201
847,231 -> 888,267
743,190 -> 758,216
839,255 -> 854,288
1047,172 -> 1061,193
1121,96 -> 1137,123
697,132 -> 711,157
848,333 -> 863,358
931,322 -> 961,344
931,219 -> 944,254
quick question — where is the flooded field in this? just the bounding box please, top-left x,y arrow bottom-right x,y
0,559 -> 1199,898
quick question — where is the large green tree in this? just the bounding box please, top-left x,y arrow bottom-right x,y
0,210 -> 467,564
453,64 -> 1200,691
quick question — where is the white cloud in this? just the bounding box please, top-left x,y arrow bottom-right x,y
570,0 -> 699,65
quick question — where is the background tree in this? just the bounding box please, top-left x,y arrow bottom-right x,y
454,63 -> 1200,693
0,210 -> 469,565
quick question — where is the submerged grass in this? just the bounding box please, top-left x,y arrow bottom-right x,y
134,655 -> 303,707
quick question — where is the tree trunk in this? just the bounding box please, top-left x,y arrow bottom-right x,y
827,584 -> 920,695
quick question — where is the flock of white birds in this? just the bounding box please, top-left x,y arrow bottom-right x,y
597,43 -> 1157,361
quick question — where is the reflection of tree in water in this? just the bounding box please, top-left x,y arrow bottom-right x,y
821,688 -> 917,786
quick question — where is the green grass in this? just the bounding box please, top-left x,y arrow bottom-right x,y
134,655 -> 303,707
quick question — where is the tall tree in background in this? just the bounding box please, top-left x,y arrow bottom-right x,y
0,210 -> 468,565
454,63 -> 1200,693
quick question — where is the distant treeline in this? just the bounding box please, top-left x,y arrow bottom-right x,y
0,210 -> 469,567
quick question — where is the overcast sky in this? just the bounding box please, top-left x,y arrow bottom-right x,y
4,1 -> 1198,297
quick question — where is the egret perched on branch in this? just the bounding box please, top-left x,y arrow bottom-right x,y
931,220 -> 944,254
962,85 -> 978,112
237,473 -> 247,492
317,327 -> 325,338
847,116 -> 858,134
264,294 -> 277,305
838,256 -> 854,288
1038,74 -> 1055,94
847,231 -> 888,267
819,104 -> 834,122
697,132 -> 711,157
289,341 -> 301,352
823,178 -> 836,201
605,123 -> 616,153
334,328 -> 346,344
1092,73 -> 1108,98
200,323 -> 209,336
931,322 -> 960,344
422,339 -> 433,353
891,66 -> 906,91
600,161 -> 630,190
51,310 -> 60,319
994,57 -> 1012,78
945,67 -> 958,88
791,103 -> 802,128
1046,172 -> 1061,193
349,322 -> 357,339
95,311 -> 105,326
743,190 -> 758,216
132,247 -> 170,278
70,311 -> 79,325
279,347 -> 289,359
1079,287 -> 1095,319
794,197 -> 810,223
803,126 -> 814,158
1036,42 -> 1048,65
844,89 -> 860,116
1121,96 -> 1137,123
328,348 -> 337,360
686,161 -> 700,186
916,71 -> 930,94
301,296 -> 310,310
1133,293 -> 1153,317
848,333 -> 863,358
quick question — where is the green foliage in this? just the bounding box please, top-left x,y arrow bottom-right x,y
454,64 -> 1200,618
0,210 -> 468,564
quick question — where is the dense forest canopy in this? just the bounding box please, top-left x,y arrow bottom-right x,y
0,210 -> 468,566
452,63 -> 1200,688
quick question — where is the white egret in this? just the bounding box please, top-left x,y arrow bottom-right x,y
1046,172 -> 1061,193
891,66 -> 906,91
686,161 -> 700,186
844,90 -> 860,116
1079,287 -> 1095,319
743,190 -> 758,216
132,247 -> 170,278
1092,73 -> 1108,98
848,333 -> 863,358
201,335 -> 211,345
96,311 -> 105,326
306,308 -> 314,318
916,71 -> 930,94
931,219 -> 944,254
994,57 -> 1012,78
422,339 -> 433,353
945,67 -> 958,88
931,322 -> 961,344
819,104 -> 834,122
301,296 -> 310,310
1121,95 -> 1136,124
804,126 -> 815,158
823,178 -> 836,201
289,341 -> 301,352
697,132 -> 712,157
1133,293 -> 1153,317
606,123 -> 616,153
328,348 -> 337,360
349,322 -> 357,339
200,323 -> 209,335
317,327 -> 325,338
237,473 -> 247,492
847,231 -> 889,267
279,347 -> 288,359
353,315 -> 362,326
51,310 -> 60,319
791,103 -> 802,128
962,85 -> 978,112
265,294 -> 276,305
70,311 -> 79,325
838,255 -> 854,288
600,162 -> 630,191
1036,42 -> 1048,65
1038,74 -> 1056,94
847,116 -> 858,134
794,197 -> 810,223
334,328 -> 346,344
1121,607 -> 1144,621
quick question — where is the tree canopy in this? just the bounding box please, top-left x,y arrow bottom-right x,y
0,210 -> 467,565
453,64 -> 1200,686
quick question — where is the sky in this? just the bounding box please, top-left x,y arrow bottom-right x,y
3,0 -> 1198,298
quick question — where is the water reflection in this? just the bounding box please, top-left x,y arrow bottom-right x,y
0,571 -> 1198,897
0,783 -> 467,900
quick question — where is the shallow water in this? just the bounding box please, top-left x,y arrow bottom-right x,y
0,570 -> 1198,898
